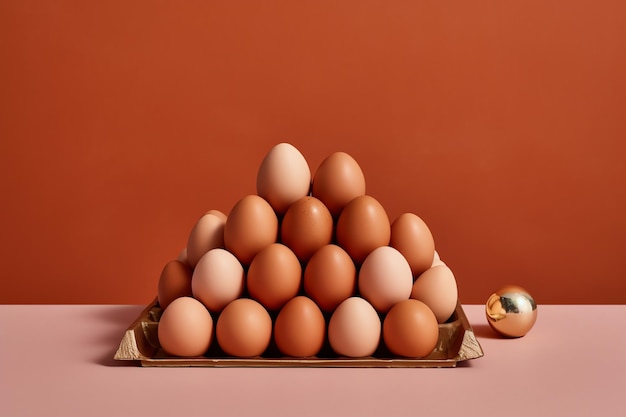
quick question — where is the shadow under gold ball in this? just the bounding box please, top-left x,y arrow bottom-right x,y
486,285 -> 537,338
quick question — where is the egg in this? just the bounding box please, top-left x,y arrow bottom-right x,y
157,296 -> 213,357
358,246 -> 413,313
390,213 -> 435,277
303,244 -> 356,312
335,195 -> 390,264
311,151 -> 366,218
411,265 -> 459,323
157,260 -> 193,309
246,243 -> 302,311
257,143 -> 311,215
186,211 -> 227,268
382,299 -> 439,358
191,248 -> 245,313
224,195 -> 278,265
280,196 -> 333,262
328,297 -> 381,358
216,298 -> 272,357
274,296 -> 326,357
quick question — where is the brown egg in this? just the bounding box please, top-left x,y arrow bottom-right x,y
335,195 -> 390,264
311,151 -> 366,218
358,246 -> 413,313
328,297 -> 381,358
411,265 -> 458,323
224,195 -> 278,265
274,296 -> 326,357
281,196 -> 333,262
191,248 -> 245,313
390,213 -> 435,277
157,297 -> 213,357
247,243 -> 302,311
157,260 -> 193,309
382,299 -> 439,358
257,143 -> 311,215
304,244 -> 356,312
216,298 -> 272,357
186,211 -> 226,268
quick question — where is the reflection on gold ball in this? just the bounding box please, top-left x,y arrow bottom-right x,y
485,285 -> 537,338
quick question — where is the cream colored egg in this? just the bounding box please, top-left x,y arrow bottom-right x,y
257,143 -> 311,215
358,246 -> 413,313
328,297 -> 381,358
192,248 -> 245,313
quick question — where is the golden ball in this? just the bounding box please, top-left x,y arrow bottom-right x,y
485,285 -> 537,338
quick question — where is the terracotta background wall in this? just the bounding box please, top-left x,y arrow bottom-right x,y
1,1 -> 624,304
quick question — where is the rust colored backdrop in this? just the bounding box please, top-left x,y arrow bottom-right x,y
1,1 -> 625,304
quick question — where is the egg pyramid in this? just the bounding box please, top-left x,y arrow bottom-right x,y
156,143 -> 459,359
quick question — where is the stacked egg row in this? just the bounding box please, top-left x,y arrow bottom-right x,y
156,143 -> 458,359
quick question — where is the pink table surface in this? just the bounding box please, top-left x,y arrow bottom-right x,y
1,304 -> 624,417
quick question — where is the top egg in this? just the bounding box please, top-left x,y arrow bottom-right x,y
257,143 -> 311,215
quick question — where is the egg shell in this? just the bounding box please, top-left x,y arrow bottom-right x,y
358,246 -> 413,313
383,299 -> 439,358
246,243 -> 302,311
157,297 -> 213,357
191,248 -> 245,313
335,195 -> 390,264
186,211 -> 227,268
303,244 -> 357,312
280,196 -> 333,263
157,260 -> 193,310
328,297 -> 381,358
274,296 -> 326,357
224,195 -> 278,265
216,298 -> 272,357
411,265 -> 458,323
390,213 -> 435,277
311,151 -> 366,218
257,143 -> 311,215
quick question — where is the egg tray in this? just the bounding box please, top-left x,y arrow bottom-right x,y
114,298 -> 483,368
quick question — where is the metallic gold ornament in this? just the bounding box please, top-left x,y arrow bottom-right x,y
485,285 -> 537,338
